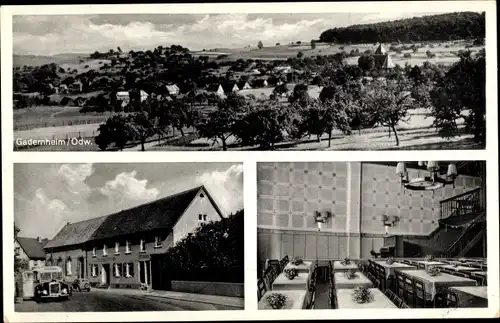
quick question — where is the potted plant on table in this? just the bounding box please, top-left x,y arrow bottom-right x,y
352,286 -> 372,304
284,268 -> 298,280
425,265 -> 441,277
345,269 -> 358,280
386,257 -> 395,265
291,257 -> 304,266
425,254 -> 435,262
341,257 -> 351,266
265,292 -> 288,309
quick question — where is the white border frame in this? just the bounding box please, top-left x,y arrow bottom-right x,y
2,1 -> 498,321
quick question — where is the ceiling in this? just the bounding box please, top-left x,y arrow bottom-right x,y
366,161 -> 485,178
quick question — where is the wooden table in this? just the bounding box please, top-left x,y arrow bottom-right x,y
415,260 -> 447,270
283,261 -> 313,274
403,270 -> 477,300
333,261 -> 359,272
373,261 -> 416,279
439,265 -> 480,272
258,290 -> 308,309
336,288 -> 398,309
449,286 -> 488,308
272,272 -> 310,291
334,272 -> 373,289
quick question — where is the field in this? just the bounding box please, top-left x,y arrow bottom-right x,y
14,106 -> 111,131
194,40 -> 484,67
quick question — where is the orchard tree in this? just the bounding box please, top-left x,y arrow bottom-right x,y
94,114 -> 134,151
289,83 -> 310,105
364,81 -> 413,146
357,55 -> 375,72
430,50 -> 485,143
311,40 -> 317,50
258,41 -> 263,50
128,111 -> 157,151
196,93 -> 247,151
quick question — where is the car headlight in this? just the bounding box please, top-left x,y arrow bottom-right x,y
42,290 -> 48,295
62,288 -> 67,294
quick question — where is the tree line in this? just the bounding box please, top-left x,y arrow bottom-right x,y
319,12 -> 485,44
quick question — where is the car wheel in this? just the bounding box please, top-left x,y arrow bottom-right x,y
84,283 -> 91,291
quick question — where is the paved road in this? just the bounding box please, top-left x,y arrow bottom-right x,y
15,290 -> 236,312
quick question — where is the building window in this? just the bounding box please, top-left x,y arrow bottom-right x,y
115,242 -> 120,254
66,258 -> 72,276
203,214 -> 208,221
103,244 -> 107,256
198,214 -> 202,221
154,236 -> 162,248
114,263 -> 122,278
91,264 -> 98,277
125,263 -> 134,278
140,239 -> 146,252
15,247 -> 20,257
92,247 -> 96,257
125,240 -> 131,254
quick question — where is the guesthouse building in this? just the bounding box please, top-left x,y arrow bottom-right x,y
43,186 -> 225,289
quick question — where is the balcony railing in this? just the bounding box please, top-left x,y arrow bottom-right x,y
440,188 -> 482,219
441,220 -> 484,258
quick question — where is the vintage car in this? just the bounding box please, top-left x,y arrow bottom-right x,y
71,278 -> 91,292
22,266 -> 72,302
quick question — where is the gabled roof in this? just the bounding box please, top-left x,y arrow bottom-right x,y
44,216 -> 108,249
222,82 -> 239,93
89,185 -> 223,241
166,84 -> 180,93
17,237 -> 46,259
374,43 -> 387,55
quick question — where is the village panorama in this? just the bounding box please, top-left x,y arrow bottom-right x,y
13,12 -> 486,151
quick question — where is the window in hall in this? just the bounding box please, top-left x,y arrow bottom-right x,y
103,244 -> 107,256
115,242 -> 120,254
154,236 -> 162,248
125,263 -> 134,278
125,240 -> 131,254
140,239 -> 146,252
114,263 -> 122,277
92,247 -> 96,257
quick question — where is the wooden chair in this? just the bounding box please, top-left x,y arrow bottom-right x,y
393,295 -> 403,308
257,278 -> 267,301
403,275 -> 415,306
264,266 -> 277,291
468,274 -> 483,286
417,263 -> 425,270
414,277 -> 432,308
283,255 -> 289,263
400,301 -> 411,308
374,279 -> 381,289
384,289 -> 394,299
395,271 -> 405,298
446,290 -> 459,308
434,290 -> 447,308
452,272 -> 469,278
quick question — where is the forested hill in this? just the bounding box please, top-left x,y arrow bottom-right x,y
319,12 -> 485,44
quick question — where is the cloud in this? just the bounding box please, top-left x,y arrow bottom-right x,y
57,163 -> 94,194
196,164 -> 244,215
99,170 -> 159,205
13,14 -> 339,55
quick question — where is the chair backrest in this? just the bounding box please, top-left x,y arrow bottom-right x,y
452,272 -> 469,278
384,289 -> 393,298
283,255 -> 289,263
374,279 -> 380,289
417,263 -> 425,270
434,290 -> 446,308
446,290 -> 459,308
257,278 -> 267,300
393,295 -> 403,307
404,276 -> 414,292
414,278 -> 426,297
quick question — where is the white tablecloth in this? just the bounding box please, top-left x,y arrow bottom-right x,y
373,261 -> 416,279
259,290 -> 307,309
403,270 -> 477,300
471,271 -> 487,278
283,261 -> 313,274
439,265 -> 479,272
415,261 -> 447,270
336,288 -> 398,309
272,272 -> 310,291
334,272 -> 373,289
333,261 -> 359,272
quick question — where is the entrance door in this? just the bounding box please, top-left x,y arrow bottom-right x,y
78,258 -> 85,278
22,272 -> 35,299
101,264 -> 110,285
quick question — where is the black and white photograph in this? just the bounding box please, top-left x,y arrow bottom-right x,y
257,161 -> 488,309
13,162 -> 244,312
11,10 -> 486,151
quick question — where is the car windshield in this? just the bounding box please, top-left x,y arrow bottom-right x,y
40,272 -> 51,281
52,272 -> 63,280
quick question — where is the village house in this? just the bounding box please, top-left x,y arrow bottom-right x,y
43,186 -> 225,289
15,237 -> 47,270
208,84 -> 226,98
165,84 -> 180,96
237,80 -> 252,90
252,78 -> 269,88
116,91 -> 130,107
58,84 -> 69,94
222,82 -> 240,94
140,90 -> 149,102
69,81 -> 83,93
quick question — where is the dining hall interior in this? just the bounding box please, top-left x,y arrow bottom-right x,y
257,161 -> 487,310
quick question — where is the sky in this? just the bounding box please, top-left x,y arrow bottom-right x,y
12,12 -> 443,55
14,163 -> 244,239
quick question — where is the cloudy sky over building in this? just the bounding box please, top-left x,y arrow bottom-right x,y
13,12 -> 439,55
14,163 -> 244,239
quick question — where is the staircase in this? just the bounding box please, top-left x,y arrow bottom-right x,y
399,187 -> 485,258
